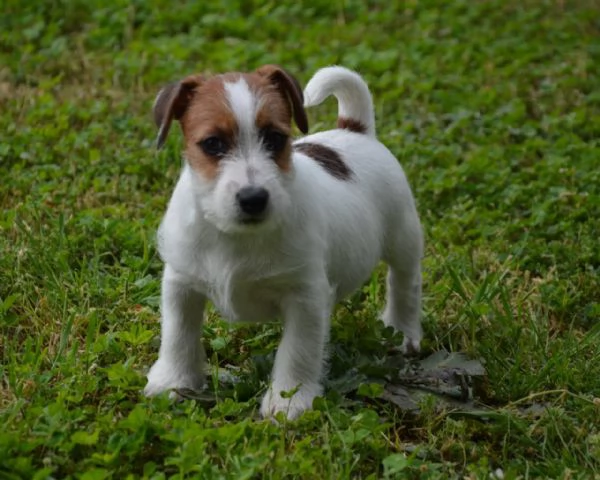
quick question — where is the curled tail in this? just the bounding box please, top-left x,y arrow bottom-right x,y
303,66 -> 376,137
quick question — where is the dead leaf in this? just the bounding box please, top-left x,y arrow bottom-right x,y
380,350 -> 487,413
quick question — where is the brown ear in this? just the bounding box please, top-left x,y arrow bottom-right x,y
256,65 -> 308,134
153,75 -> 203,149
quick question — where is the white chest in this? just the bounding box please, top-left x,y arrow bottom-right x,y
163,234 -> 307,323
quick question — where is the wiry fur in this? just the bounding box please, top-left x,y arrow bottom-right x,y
145,65 -> 424,420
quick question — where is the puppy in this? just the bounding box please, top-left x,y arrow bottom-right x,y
144,65 -> 423,420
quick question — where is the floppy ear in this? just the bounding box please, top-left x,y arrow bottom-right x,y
256,65 -> 309,134
153,75 -> 203,149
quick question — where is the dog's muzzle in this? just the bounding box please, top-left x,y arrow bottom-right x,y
236,186 -> 270,222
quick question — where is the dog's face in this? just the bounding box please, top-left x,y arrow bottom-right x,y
154,65 -> 309,233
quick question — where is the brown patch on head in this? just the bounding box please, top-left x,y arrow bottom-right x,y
153,74 -> 204,149
270,140 -> 293,173
239,66 -> 308,172
177,75 -> 241,181
337,117 -> 367,134
153,66 -> 308,179
255,65 -> 308,134
238,72 -> 293,173
294,142 -> 353,180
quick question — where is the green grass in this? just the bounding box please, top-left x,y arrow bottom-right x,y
1,0 -> 600,478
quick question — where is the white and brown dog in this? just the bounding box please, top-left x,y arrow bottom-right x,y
144,65 -> 423,420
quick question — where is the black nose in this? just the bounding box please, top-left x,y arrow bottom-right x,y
236,186 -> 270,216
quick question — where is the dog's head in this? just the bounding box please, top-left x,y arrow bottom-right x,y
153,65 -> 308,234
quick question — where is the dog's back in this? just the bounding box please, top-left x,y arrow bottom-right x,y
290,67 -> 423,298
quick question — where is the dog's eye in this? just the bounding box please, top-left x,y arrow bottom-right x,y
262,130 -> 288,152
198,136 -> 228,157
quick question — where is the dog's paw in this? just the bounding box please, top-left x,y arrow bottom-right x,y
401,336 -> 421,356
260,382 -> 322,420
144,358 -> 205,398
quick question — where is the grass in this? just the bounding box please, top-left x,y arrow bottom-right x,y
1,0 -> 600,478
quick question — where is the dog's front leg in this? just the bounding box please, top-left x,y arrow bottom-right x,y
260,284 -> 332,420
144,264 -> 207,399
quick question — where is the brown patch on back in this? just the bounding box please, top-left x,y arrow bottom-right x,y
337,117 -> 367,134
294,142 -> 353,180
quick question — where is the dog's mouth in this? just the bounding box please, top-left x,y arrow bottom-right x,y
237,210 -> 269,226
239,216 -> 266,225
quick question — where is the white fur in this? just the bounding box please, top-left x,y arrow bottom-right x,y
145,66 -> 424,420
304,66 -> 376,137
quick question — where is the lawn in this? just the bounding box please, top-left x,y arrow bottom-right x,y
1,1 -> 599,478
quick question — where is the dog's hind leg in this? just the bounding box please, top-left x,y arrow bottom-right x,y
381,220 -> 423,355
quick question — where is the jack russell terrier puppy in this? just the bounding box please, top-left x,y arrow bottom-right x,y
144,65 -> 423,420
